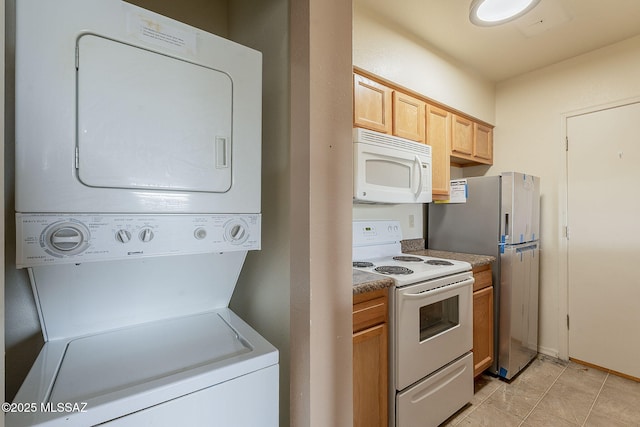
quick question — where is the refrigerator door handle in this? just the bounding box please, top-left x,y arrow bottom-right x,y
504,213 -> 510,241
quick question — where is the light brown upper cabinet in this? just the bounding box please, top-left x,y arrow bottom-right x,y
474,123 -> 493,162
451,114 -> 474,156
451,115 -> 494,165
392,92 -> 426,143
353,73 -> 392,134
426,105 -> 451,200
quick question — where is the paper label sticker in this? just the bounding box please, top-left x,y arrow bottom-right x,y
126,10 -> 197,56
448,179 -> 468,203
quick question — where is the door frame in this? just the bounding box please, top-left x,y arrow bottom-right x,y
558,96 -> 640,361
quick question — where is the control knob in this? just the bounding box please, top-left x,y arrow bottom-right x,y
194,227 -> 207,240
50,227 -> 83,251
115,229 -> 132,243
139,228 -> 154,243
42,220 -> 91,256
224,221 -> 249,245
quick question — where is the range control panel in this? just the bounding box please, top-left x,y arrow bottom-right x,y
352,220 -> 403,247
16,213 -> 261,268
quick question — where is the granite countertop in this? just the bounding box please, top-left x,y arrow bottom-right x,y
406,249 -> 495,269
401,238 -> 495,268
352,269 -> 394,295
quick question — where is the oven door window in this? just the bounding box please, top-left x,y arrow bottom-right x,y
419,295 -> 459,341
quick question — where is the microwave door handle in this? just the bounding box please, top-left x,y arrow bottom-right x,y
414,155 -> 424,198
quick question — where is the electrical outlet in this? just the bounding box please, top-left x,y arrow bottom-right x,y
409,214 -> 415,228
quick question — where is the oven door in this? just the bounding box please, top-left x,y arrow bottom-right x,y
394,273 -> 473,390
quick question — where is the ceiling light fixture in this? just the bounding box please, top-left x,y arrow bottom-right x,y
469,0 -> 541,26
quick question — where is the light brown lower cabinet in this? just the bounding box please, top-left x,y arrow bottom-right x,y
472,265 -> 494,377
353,288 -> 388,427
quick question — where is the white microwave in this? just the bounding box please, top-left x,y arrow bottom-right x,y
353,128 -> 432,204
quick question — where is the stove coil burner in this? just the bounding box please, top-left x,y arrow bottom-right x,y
375,266 -> 414,275
425,259 -> 454,266
353,261 -> 374,268
392,256 -> 423,262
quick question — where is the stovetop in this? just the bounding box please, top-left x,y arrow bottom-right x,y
352,253 -> 471,286
352,219 -> 471,286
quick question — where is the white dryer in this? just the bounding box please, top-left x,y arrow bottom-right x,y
15,0 -> 261,214
9,0 -> 278,425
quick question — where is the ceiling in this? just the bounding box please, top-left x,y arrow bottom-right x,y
355,0 -> 640,82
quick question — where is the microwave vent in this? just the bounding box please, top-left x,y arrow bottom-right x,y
353,128 -> 431,157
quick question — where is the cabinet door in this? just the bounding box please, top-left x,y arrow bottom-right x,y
353,323 -> 388,427
392,91 -> 425,142
451,114 -> 473,156
353,74 -> 392,133
474,123 -> 493,163
473,286 -> 494,377
426,105 -> 451,199
472,264 -> 492,292
353,295 -> 387,333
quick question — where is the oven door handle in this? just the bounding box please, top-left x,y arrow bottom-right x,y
402,277 -> 474,298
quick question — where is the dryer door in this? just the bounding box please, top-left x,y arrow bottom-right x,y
77,34 -> 232,193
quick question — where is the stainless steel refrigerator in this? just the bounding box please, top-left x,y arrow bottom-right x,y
428,172 -> 540,380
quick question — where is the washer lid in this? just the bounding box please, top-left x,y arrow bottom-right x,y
9,309 -> 279,426
50,311 -> 250,403
77,34 -> 233,193
29,251 -> 250,340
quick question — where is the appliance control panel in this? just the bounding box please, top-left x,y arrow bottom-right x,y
352,220 -> 402,247
16,213 -> 261,268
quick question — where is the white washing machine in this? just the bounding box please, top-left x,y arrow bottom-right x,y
9,242 -> 278,427
9,1 -> 278,425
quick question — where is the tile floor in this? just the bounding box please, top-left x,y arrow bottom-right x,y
441,355 -> 640,426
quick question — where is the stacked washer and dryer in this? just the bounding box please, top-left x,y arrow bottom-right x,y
9,1 -> 278,426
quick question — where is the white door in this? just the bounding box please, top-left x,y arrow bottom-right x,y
567,101 -> 640,378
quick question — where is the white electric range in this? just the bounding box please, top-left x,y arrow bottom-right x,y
353,220 -> 475,427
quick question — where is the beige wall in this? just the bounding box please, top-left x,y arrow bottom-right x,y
128,0 -> 228,35
230,1 -> 354,424
290,1 -> 354,425
352,3 -> 495,239
489,35 -> 640,358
